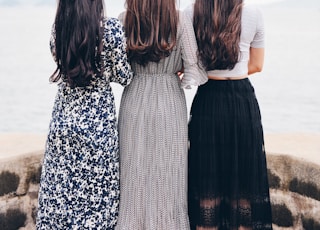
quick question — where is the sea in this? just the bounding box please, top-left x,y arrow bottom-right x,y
0,0 -> 319,134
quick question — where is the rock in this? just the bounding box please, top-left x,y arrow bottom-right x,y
1,133 -> 320,229
267,154 -> 320,229
0,148 -> 43,230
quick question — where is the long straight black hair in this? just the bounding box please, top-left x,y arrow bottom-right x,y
193,0 -> 243,71
50,0 -> 105,88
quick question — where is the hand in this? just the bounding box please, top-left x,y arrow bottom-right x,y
176,67 -> 184,79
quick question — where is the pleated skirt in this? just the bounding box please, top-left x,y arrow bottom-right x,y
188,79 -> 273,229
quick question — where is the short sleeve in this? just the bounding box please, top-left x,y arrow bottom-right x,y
251,7 -> 264,48
179,9 -> 207,89
102,18 -> 133,86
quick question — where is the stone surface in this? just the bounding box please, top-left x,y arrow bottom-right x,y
0,133 -> 320,229
0,152 -> 42,229
267,154 -> 320,229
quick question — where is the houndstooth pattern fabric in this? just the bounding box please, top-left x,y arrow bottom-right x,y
115,11 -> 207,230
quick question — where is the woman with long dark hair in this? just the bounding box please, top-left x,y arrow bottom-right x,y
115,0 -> 207,229
36,0 -> 132,229
185,0 -> 273,229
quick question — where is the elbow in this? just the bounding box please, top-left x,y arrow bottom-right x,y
248,64 -> 263,75
255,65 -> 263,73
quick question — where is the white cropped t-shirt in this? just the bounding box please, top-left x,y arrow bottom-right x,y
184,3 -> 264,78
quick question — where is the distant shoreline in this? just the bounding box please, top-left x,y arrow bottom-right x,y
1,2 -> 319,133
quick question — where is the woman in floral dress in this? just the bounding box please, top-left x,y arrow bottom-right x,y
36,1 -> 132,229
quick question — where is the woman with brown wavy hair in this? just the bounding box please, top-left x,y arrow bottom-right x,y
115,0 -> 207,229
185,0 -> 273,229
36,0 -> 133,229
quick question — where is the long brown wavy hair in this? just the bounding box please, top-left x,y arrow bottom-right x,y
193,0 -> 243,71
124,0 -> 178,66
50,0 -> 105,88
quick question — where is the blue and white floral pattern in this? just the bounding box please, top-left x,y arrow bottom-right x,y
36,18 -> 132,230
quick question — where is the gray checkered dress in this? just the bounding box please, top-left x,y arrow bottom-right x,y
115,11 -> 207,230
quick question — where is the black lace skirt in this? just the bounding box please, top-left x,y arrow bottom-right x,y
188,79 -> 273,230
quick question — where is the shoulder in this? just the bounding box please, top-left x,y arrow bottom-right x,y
102,17 -> 124,31
182,4 -> 194,20
177,9 -> 191,29
242,3 -> 263,20
102,17 -> 125,39
102,17 -> 125,47
242,3 -> 264,30
118,11 -> 126,24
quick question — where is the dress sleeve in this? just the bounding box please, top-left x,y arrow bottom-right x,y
103,18 -> 133,86
179,10 -> 207,89
50,24 -> 57,63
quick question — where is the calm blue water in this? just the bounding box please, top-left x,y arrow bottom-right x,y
0,0 -> 319,134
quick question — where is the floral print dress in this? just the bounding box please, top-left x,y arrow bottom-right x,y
36,18 -> 132,230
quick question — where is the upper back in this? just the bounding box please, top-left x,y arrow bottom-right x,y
184,3 -> 264,77
118,11 -> 185,74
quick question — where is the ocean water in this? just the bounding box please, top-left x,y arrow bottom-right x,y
0,0 -> 319,134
